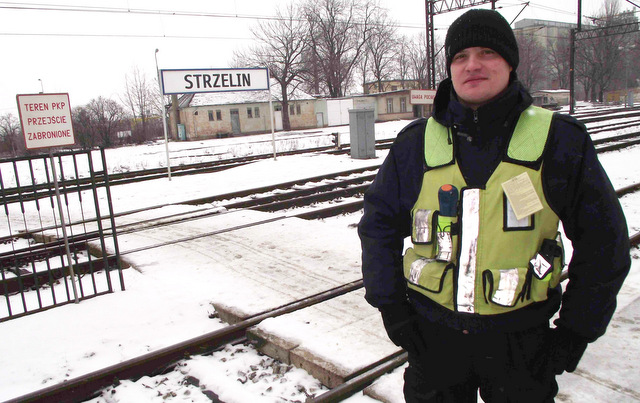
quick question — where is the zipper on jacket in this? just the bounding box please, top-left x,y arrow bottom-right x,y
473,110 -> 478,124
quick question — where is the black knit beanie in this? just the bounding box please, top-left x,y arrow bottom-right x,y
445,9 -> 519,76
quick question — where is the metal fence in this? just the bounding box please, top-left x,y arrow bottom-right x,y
0,148 -> 124,322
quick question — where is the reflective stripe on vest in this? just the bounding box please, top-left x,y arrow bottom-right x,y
405,106 -> 563,315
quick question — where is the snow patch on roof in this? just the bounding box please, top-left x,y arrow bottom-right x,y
185,80 -> 315,107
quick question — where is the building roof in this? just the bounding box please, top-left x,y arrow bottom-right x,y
179,80 -> 315,108
514,18 -> 578,30
533,89 -> 570,94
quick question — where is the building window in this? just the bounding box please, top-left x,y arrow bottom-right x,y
247,107 -> 253,118
290,104 -> 295,116
296,104 -> 301,115
208,110 -> 214,121
254,107 -> 260,118
391,85 -> 398,91
386,98 -> 394,113
400,97 -> 407,113
216,110 -> 222,120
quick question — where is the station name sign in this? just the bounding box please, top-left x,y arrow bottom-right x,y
17,93 -> 75,150
160,68 -> 270,95
410,89 -> 436,105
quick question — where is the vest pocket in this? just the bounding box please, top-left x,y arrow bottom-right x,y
404,248 -> 454,306
411,208 -> 436,244
529,254 -> 563,301
482,267 -> 531,307
483,264 -> 557,308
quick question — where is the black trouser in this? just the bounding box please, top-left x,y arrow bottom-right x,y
403,321 -> 558,403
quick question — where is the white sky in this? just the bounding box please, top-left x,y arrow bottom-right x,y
0,0 -> 614,116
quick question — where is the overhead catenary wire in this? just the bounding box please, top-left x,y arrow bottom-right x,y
1,0 -> 613,40
0,1 -> 426,30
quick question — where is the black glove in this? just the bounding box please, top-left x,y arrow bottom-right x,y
537,326 -> 590,376
379,302 -> 428,357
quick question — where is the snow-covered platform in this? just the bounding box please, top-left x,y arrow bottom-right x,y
119,205 -> 406,394
170,208 -> 403,390
201,208 -> 640,402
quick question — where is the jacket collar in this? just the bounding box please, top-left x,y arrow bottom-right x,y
432,78 -> 532,131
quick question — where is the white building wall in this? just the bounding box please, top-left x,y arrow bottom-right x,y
327,99 -> 354,126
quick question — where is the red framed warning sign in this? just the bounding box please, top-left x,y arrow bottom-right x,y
16,93 -> 75,150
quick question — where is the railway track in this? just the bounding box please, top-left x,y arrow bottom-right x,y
3,109 -> 640,402
0,166 -> 378,256
594,132 -> 640,152
5,280 -> 364,403
5,176 -> 639,402
1,106 -> 638,207
8,229 -> 639,403
587,119 -> 640,135
573,106 -> 640,123
4,133 -> 639,268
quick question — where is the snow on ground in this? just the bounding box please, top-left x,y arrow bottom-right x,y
1,111 -> 639,402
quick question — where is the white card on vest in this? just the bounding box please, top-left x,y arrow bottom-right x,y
501,172 -> 543,220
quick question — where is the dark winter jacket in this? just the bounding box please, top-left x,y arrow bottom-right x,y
358,78 -> 631,341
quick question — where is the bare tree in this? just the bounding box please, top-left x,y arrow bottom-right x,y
356,47 -> 372,93
303,0 -> 376,98
406,33 -> 430,89
516,31 -> 547,91
395,36 -> 412,86
234,3 -> 308,131
122,67 -> 160,142
577,0 -> 635,101
71,106 -> 97,150
547,31 -> 571,89
85,97 -> 126,148
299,48 -> 324,95
0,113 -> 22,157
365,7 -> 398,93
433,39 -> 447,86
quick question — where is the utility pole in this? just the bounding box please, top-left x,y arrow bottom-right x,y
426,1 -> 435,88
570,1 -> 582,114
569,0 -> 639,113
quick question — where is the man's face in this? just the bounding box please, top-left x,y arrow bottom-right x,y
450,47 -> 512,110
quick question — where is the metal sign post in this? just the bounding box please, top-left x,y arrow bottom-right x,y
48,151 -> 80,304
155,49 -> 171,181
16,93 -> 80,303
266,68 -> 276,160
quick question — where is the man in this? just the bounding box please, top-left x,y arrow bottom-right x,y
358,8 -> 630,402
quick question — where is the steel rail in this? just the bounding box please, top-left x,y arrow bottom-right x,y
253,184 -> 370,213
0,158 -> 253,205
5,173 -> 637,295
588,121 -> 640,135
1,165 -> 380,243
0,135 -> 384,204
309,352 -> 409,403
119,199 -> 365,256
4,279 -> 364,403
4,168 -> 638,305
572,106 -> 640,119
595,138 -> 640,152
616,182 -> 640,197
592,132 -> 640,145
577,109 -> 640,124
